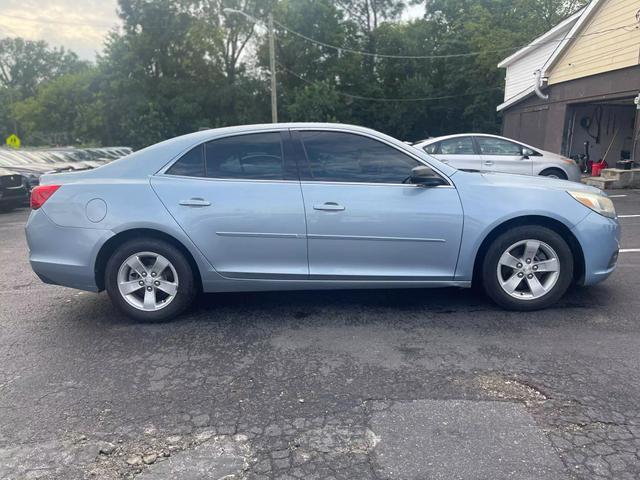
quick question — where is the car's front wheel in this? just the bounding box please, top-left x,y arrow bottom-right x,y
482,226 -> 573,310
105,238 -> 197,321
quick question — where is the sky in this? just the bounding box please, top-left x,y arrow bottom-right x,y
0,0 -> 121,59
0,1 -> 423,61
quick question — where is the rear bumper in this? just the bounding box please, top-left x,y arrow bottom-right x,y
572,211 -> 620,285
25,209 -> 112,292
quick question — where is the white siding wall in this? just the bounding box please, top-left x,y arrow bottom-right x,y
503,32 -> 566,101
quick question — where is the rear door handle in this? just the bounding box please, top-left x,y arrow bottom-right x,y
313,202 -> 345,211
484,161 -> 494,166
179,197 -> 211,207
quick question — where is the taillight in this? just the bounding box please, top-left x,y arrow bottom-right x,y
30,184 -> 60,210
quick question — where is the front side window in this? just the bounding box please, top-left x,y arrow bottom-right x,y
300,131 -> 419,184
205,132 -> 284,180
439,137 -> 475,155
476,137 -> 522,156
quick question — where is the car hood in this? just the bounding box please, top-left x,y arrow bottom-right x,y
477,171 -> 601,194
535,148 -> 574,163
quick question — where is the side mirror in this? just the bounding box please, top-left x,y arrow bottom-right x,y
410,165 -> 447,187
522,148 -> 534,159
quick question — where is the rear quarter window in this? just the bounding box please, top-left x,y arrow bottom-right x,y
423,142 -> 439,154
166,145 -> 205,177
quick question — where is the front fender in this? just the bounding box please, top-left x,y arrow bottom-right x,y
451,173 -> 591,281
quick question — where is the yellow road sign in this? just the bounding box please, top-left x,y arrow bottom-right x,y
5,134 -> 21,149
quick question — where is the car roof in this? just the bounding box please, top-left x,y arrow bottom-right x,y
413,133 -> 540,151
68,123 -> 458,181
414,133 -> 505,144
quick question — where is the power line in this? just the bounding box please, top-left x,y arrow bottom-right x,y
2,9 -> 636,69
273,18 -> 638,60
2,10 -> 636,62
277,61 -> 502,102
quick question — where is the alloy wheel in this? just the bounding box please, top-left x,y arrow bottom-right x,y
496,239 -> 560,300
117,251 -> 179,311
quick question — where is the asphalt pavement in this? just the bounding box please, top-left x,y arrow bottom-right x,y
1,190 -> 640,479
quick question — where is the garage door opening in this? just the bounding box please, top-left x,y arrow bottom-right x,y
562,98 -> 638,167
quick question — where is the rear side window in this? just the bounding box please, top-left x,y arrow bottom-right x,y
166,145 -> 205,177
439,137 -> 475,155
299,131 -> 419,184
205,133 -> 284,180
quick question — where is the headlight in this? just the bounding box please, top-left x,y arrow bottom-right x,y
567,191 -> 616,219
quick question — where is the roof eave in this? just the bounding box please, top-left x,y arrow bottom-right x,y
496,87 -> 536,112
497,8 -> 584,68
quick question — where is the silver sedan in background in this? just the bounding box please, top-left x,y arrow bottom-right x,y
413,134 -> 582,182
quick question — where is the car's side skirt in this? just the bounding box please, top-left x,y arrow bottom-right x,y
201,278 -> 471,293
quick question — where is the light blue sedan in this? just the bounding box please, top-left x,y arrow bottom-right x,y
25,123 -> 620,321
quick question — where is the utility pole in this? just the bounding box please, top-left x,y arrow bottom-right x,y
223,8 -> 278,123
268,13 -> 278,123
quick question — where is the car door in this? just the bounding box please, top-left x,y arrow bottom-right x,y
293,129 -> 464,280
430,136 -> 481,172
151,130 -> 308,279
476,136 -> 533,176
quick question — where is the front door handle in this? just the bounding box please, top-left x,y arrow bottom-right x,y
179,197 -> 211,207
484,161 -> 494,166
313,202 -> 345,212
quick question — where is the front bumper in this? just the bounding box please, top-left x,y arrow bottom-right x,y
25,209 -> 113,292
571,211 -> 620,285
566,163 -> 583,183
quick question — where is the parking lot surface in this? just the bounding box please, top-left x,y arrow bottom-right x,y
1,191 -> 640,479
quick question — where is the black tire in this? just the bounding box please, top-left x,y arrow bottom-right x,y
105,238 -> 197,322
482,226 -> 573,311
539,168 -> 567,180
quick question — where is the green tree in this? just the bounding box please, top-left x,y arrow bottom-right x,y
263,0 -> 356,123
12,69 -> 104,146
95,0 -> 271,148
0,37 -> 88,140
2,0 -> 593,149
0,37 -> 87,96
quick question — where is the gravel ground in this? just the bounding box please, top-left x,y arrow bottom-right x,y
1,190 -> 640,479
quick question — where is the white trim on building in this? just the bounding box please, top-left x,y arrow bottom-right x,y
496,7 -> 585,112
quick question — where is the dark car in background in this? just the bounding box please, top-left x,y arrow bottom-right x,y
0,155 -> 50,190
0,147 -> 135,206
0,168 -> 28,210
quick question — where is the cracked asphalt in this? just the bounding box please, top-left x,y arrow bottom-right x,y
1,190 -> 640,479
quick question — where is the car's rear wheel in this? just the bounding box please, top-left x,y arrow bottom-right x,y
105,238 -> 197,321
482,226 -> 573,310
539,168 -> 567,180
